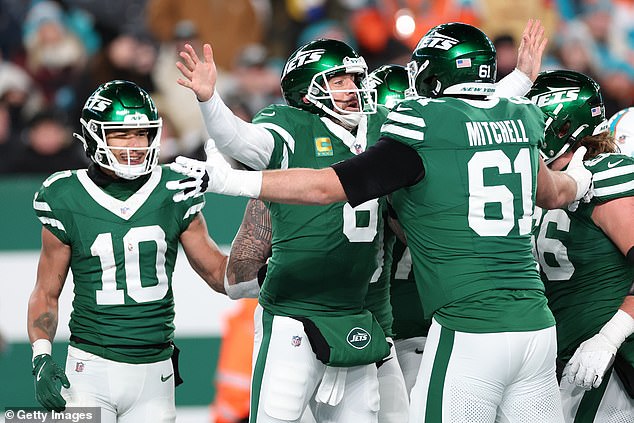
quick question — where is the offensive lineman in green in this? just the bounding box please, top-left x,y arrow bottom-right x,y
168,23 -> 594,422
530,70 -> 634,422
27,80 -> 229,421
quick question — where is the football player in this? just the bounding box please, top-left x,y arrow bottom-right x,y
168,23 -> 594,422
363,64 -> 429,397
171,18 -> 551,422
27,80 -> 230,422
530,70 -> 634,423
177,37 -> 394,423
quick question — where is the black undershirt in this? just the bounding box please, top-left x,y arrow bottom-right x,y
331,137 -> 425,207
87,163 -> 151,200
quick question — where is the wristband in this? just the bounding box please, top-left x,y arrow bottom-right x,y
224,169 -> 262,198
32,339 -> 52,362
494,68 -> 533,98
223,272 -> 260,299
599,309 -> 634,349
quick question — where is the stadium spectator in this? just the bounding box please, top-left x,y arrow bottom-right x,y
145,0 -> 263,71
9,108 -> 87,174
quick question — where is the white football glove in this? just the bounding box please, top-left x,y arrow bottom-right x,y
564,146 -> 593,202
562,309 -> 634,390
166,139 -> 262,201
562,333 -> 617,390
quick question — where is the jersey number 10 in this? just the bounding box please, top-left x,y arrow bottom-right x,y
91,225 -> 169,305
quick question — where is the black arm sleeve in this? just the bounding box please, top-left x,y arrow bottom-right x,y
331,137 -> 425,207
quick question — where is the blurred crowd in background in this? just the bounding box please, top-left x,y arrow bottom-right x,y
1,0 -> 634,175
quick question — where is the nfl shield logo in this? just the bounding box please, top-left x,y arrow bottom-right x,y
291,336 -> 302,347
75,362 -> 85,372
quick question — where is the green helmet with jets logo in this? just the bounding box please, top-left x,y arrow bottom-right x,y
528,70 -> 608,164
76,80 -> 162,179
407,22 -> 497,98
363,64 -> 409,108
281,38 -> 376,126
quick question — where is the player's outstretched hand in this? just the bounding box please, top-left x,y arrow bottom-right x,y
167,140 -> 261,201
176,43 -> 217,102
517,19 -> 548,82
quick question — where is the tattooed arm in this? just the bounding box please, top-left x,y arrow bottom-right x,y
224,199 -> 272,298
28,228 -> 70,345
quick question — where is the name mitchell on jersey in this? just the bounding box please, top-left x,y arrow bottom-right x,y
466,119 -> 530,147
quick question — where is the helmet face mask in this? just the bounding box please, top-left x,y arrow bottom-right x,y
528,70 -> 608,164
363,64 -> 409,108
281,39 -> 377,126
76,80 -> 162,179
408,23 -> 497,98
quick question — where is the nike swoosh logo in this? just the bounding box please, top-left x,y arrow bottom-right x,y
260,111 -> 275,117
607,159 -> 624,168
414,348 -> 425,354
161,373 -> 174,382
396,105 -> 412,112
36,363 -> 45,381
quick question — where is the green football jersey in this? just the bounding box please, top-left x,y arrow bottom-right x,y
252,105 -> 390,317
33,166 -> 205,364
389,239 -> 429,340
383,96 -> 553,332
535,153 -> 634,365
363,208 -> 395,336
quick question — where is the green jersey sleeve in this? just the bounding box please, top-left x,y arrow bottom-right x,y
585,153 -> 634,202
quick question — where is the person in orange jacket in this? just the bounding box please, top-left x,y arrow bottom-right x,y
210,298 -> 258,423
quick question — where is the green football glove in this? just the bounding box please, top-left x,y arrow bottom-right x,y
32,354 -> 70,412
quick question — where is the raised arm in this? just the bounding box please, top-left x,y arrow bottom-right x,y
495,19 -> 548,97
176,43 -> 274,169
179,213 -> 228,294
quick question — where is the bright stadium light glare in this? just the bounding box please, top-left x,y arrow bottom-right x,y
395,8 -> 416,38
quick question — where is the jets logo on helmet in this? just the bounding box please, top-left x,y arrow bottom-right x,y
363,74 -> 383,90
283,49 -> 325,76
74,80 -> 162,180
529,70 -> 608,164
280,39 -> 376,128
84,95 -> 112,112
417,33 -> 459,51
531,87 -> 580,107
